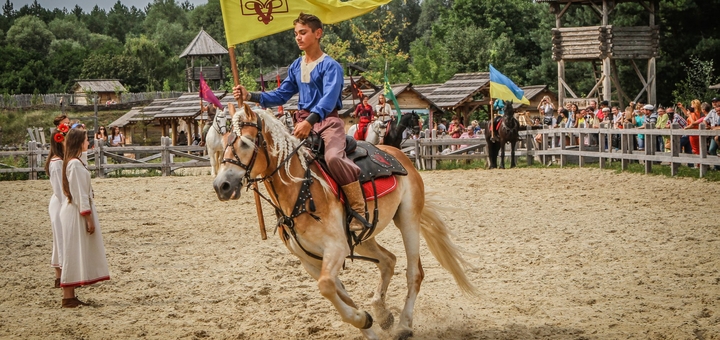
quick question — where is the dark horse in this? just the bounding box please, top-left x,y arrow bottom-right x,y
484,100 -> 519,169
382,111 -> 421,149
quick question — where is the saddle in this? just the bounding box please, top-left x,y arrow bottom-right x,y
308,135 -> 408,183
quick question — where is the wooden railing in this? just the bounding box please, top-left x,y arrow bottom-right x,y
0,137 -> 209,179
3,125 -> 720,179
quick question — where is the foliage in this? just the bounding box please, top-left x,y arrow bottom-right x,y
672,56 -> 718,105
5,15 -> 54,55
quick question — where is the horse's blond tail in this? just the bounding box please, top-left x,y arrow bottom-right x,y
419,194 -> 477,296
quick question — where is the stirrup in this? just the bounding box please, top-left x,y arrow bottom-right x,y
348,210 -> 371,232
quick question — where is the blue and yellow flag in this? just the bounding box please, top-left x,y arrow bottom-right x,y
220,0 -> 391,47
489,64 -> 530,105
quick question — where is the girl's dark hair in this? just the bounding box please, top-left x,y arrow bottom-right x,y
44,128 -> 65,174
61,128 -> 87,203
53,115 -> 67,127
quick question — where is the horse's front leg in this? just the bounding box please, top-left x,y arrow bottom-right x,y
301,257 -> 379,339
318,248 -> 376,331
355,238 -> 397,330
209,149 -> 218,176
510,141 -> 517,168
499,143 -> 506,169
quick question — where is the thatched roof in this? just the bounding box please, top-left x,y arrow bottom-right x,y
179,29 -> 228,58
108,107 -> 141,128
425,73 -> 490,109
155,91 -> 226,120
72,79 -> 126,93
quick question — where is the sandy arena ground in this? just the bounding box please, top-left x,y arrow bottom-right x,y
1,168 -> 719,339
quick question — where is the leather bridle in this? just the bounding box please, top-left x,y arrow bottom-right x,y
221,117 -> 266,186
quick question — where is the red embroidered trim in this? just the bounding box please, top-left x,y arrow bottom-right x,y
80,210 -> 92,216
59,275 -> 110,287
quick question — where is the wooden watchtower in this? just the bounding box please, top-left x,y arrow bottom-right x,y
180,29 -> 229,92
543,0 -> 659,108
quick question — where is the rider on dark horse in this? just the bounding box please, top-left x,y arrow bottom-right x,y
233,13 -> 369,232
490,99 -> 506,142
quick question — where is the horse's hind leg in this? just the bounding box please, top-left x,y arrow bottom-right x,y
355,237 -> 397,330
392,206 -> 425,339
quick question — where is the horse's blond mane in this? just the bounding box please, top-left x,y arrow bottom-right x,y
232,106 -> 328,189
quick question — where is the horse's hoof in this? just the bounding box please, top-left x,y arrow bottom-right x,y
379,313 -> 394,330
362,311 -> 374,329
395,329 -> 413,340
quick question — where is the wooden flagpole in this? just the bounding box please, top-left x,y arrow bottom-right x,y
229,45 -> 267,240
490,98 -> 495,140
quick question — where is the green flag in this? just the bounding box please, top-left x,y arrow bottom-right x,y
383,69 -> 402,126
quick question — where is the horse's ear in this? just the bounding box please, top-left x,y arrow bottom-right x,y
243,103 -> 255,121
228,103 -> 236,119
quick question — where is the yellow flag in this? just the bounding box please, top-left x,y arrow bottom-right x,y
220,0 -> 391,47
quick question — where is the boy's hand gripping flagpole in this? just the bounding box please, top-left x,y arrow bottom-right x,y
229,46 -> 268,240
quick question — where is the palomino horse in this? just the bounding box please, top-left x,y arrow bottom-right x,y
213,103 -> 475,340
205,109 -> 228,176
484,100 -> 520,169
347,119 -> 387,145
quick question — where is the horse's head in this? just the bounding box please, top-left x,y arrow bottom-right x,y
213,103 -> 271,201
403,111 -> 422,135
215,108 -> 229,133
503,100 -> 515,118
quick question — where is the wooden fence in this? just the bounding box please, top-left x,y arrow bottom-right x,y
3,124 -> 720,179
408,123 -> 720,177
0,137 -> 209,179
0,91 -> 183,109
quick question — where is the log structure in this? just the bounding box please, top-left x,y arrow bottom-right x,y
180,29 -> 228,92
542,0 -> 659,108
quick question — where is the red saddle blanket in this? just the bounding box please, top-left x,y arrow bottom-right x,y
316,162 -> 397,202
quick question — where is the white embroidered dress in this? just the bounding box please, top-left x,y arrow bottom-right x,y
59,159 -> 110,287
48,157 -> 64,268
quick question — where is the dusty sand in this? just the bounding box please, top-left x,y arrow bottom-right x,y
1,168 -> 719,340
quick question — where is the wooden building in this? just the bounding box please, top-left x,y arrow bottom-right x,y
425,73 -> 491,125
540,0 -> 660,109
71,79 -> 126,105
181,29 -> 228,92
153,92 -> 226,146
108,98 -> 176,145
513,85 -> 559,117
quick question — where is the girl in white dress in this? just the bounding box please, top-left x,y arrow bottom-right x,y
59,127 -> 110,308
45,125 -> 67,288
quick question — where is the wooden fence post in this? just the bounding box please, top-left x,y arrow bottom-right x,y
699,123 -> 708,178
161,137 -> 171,176
96,138 -> 105,178
526,126 -> 534,166
599,123 -> 606,169
670,123 -> 680,176
621,123 -> 630,171
560,129 -> 567,167
27,141 -> 37,180
578,129 -> 585,168
644,122 -> 653,174
429,129 -> 437,170
414,139 -> 421,170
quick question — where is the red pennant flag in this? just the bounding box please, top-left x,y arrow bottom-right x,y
350,75 -> 364,100
199,73 -> 223,109
276,73 -> 283,112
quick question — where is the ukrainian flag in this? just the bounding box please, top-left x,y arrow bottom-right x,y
489,64 -> 530,105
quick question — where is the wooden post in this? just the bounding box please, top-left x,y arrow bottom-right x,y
599,123 -> 606,169
621,123 -> 630,170
430,129 -> 437,170
578,130 -> 585,167
670,123 -> 680,176
171,120 -> 178,146
644,122 -> 653,174
27,141 -> 37,180
526,126 -> 534,166
96,138 -> 105,178
560,128 -> 567,167
161,136 -> 171,176
229,45 -> 267,240
699,123 -> 708,178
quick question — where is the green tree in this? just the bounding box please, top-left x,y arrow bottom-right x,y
83,5 -> 107,34
5,15 -> 55,56
125,35 -> 168,91
48,16 -> 90,44
672,56 -> 718,105
47,40 -> 88,93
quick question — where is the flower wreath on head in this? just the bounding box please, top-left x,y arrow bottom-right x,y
54,123 -> 70,143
